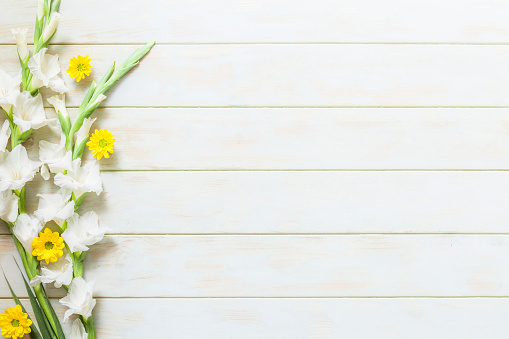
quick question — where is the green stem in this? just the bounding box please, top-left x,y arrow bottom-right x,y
33,284 -> 59,335
83,315 -> 96,339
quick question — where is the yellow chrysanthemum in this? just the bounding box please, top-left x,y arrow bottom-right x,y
67,55 -> 92,82
32,228 -> 65,264
0,305 -> 32,339
87,129 -> 115,160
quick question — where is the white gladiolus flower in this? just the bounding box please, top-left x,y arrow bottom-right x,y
0,69 -> 21,112
13,214 -> 43,253
11,28 -> 29,61
39,134 -> 72,180
69,319 -> 87,339
28,48 -> 67,93
59,277 -> 96,322
75,117 -> 96,146
47,94 -> 69,117
34,188 -> 75,226
12,91 -> 47,133
0,145 -> 41,191
0,120 -> 11,161
30,250 -> 73,288
62,212 -> 107,252
54,159 -> 102,198
0,190 -> 19,223
42,12 -> 61,42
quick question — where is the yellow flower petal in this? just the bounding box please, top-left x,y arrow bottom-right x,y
87,129 -> 115,160
32,228 -> 65,264
67,55 -> 92,82
0,305 -> 32,339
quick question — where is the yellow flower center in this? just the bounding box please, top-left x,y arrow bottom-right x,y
11,319 -> 19,327
77,63 -> 84,71
99,139 -> 108,147
45,242 -> 54,250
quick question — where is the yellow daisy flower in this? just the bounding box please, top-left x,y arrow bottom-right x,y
67,55 -> 92,82
32,228 -> 65,264
0,305 -> 32,339
87,129 -> 115,160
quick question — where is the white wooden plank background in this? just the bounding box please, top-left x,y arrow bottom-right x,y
2,0 -> 509,337
3,45 -> 509,107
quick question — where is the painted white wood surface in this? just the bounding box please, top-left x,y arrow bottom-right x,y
3,0 -> 509,43
2,45 -> 509,106
0,171 -> 508,235
4,107 -> 509,170
2,235 -> 509,298
3,298 -> 509,338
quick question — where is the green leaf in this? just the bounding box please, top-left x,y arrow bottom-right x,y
17,128 -> 34,144
51,0 -> 61,13
1,269 -> 44,339
73,193 -> 87,212
39,285 -> 66,339
78,80 -> 97,113
58,112 -> 71,136
72,137 -> 89,160
15,264 -> 56,339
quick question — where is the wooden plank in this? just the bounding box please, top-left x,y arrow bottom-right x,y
5,107 -> 509,170
2,171 -> 509,235
3,45 -> 509,107
2,0 -> 509,43
2,298 -> 509,338
2,235 -> 509,297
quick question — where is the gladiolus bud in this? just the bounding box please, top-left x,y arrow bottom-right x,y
42,12 -> 61,42
11,28 -> 29,60
37,0 -> 44,19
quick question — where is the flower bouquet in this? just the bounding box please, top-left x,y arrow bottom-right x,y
0,0 -> 154,338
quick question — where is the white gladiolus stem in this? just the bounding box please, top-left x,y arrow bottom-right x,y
42,12 -> 61,42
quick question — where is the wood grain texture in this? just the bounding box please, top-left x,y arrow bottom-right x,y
1,170 -> 509,235
2,0 -> 509,43
5,107 -> 509,170
2,235 -> 509,298
3,45 -> 509,107
2,298 -> 509,338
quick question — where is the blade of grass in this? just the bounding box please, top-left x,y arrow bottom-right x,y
14,261 -> 56,339
1,268 -> 44,339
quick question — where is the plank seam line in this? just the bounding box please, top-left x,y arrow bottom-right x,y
4,234 -> 509,237
1,296 -> 509,300
4,42 -> 509,46
41,106 -> 509,109
95,169 -> 509,172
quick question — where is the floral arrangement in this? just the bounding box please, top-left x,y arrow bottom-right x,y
0,0 -> 154,338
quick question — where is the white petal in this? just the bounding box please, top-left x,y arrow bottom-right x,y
0,120 -> 11,153
47,94 -> 69,117
59,277 -> 96,321
69,319 -> 87,339
49,75 -> 68,94
0,145 -> 41,190
40,164 -> 50,180
75,118 -> 96,145
0,190 -> 19,222
13,214 -> 43,253
0,69 -> 21,105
